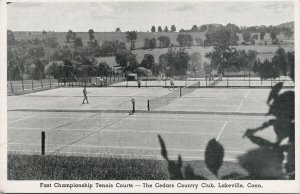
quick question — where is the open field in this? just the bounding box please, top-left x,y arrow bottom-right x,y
13,31 -> 292,47
97,44 -> 294,70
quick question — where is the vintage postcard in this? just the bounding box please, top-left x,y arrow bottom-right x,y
0,0 -> 299,193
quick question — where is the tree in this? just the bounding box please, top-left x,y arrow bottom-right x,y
149,38 -> 157,49
253,59 -> 279,80
260,31 -> 266,40
126,31 -> 137,50
7,48 -> 26,80
144,38 -> 150,49
284,28 -> 293,39
270,30 -> 278,44
151,26 -> 156,32
205,46 -> 232,75
115,49 -> 138,75
250,37 -> 256,45
189,52 -> 202,77
226,23 -> 240,33
74,37 -> 83,47
42,30 -> 47,35
158,53 -> 168,74
287,51 -> 294,81
158,26 -> 162,32
115,28 -> 121,32
164,26 -> 169,32
253,34 -> 259,40
272,47 -> 288,75
100,40 -> 125,56
28,46 -> 45,58
199,25 -> 207,32
33,38 -> 42,45
191,25 -> 198,32
242,31 -> 251,43
195,37 -> 203,45
31,59 -> 45,79
96,62 -> 112,76
204,26 -> 238,47
173,50 -> 190,76
158,36 -> 171,48
44,37 -> 59,48
160,47 -> 190,76
66,30 -> 76,43
140,54 -> 155,70
171,25 -> 176,32
135,67 -> 152,77
177,34 -> 193,47
88,29 -> 95,40
45,61 -> 65,79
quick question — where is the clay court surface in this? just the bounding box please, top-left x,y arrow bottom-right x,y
7,84 -> 292,161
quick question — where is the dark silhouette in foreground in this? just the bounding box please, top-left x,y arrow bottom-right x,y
158,82 -> 295,180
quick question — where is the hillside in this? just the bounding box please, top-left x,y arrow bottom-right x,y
277,21 -> 294,29
13,31 -> 206,49
12,20 -> 294,48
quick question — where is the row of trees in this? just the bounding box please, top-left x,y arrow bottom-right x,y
143,34 -> 195,50
253,49 -> 294,80
150,25 -> 176,32
185,23 -> 293,38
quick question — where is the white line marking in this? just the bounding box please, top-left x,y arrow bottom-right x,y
244,90 -> 250,98
236,99 -> 244,112
102,129 -> 217,135
216,121 -> 228,141
8,127 -> 218,135
8,144 -> 245,153
8,149 -> 239,161
8,116 -> 31,124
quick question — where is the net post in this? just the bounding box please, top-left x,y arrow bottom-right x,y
41,79 -> 43,88
147,100 -> 150,111
49,78 -> 52,88
248,71 -> 251,87
32,79 -> 34,91
185,76 -> 187,87
41,131 -> 45,155
198,80 -> 200,88
180,87 -> 182,97
227,76 -> 229,88
205,75 -> 207,87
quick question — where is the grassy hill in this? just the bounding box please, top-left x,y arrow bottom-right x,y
97,44 -> 294,71
13,31 -> 206,49
11,21 -> 294,71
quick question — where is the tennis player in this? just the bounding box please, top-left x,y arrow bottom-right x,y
170,76 -> 175,90
82,86 -> 89,104
137,77 -> 141,88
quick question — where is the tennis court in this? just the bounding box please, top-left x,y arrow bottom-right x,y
7,86 -> 287,161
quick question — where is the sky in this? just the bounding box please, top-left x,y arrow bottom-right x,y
7,0 -> 294,32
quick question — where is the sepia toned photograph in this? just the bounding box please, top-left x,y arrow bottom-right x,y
0,0 -> 298,192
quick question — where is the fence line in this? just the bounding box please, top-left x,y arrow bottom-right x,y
7,79 -> 59,94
